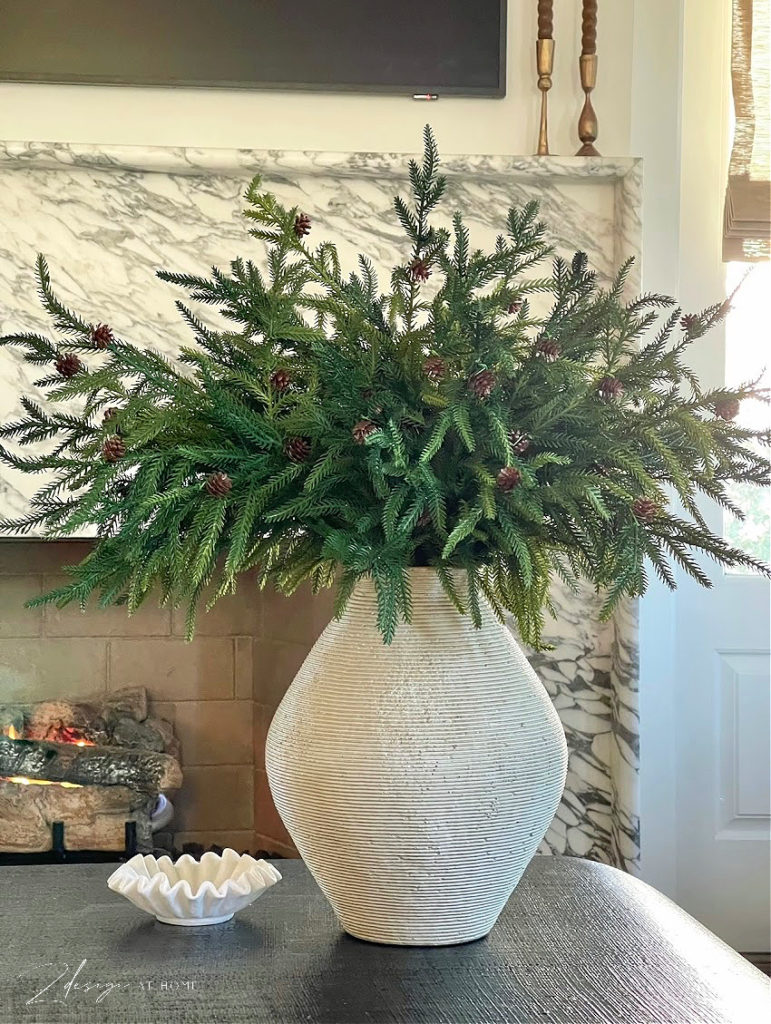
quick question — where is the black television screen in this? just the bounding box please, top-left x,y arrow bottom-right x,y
0,0 -> 506,97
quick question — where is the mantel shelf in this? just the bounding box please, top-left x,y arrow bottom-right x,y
0,139 -> 640,182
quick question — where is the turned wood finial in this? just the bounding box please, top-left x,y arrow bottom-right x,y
537,1 -> 554,40
581,0 -> 598,54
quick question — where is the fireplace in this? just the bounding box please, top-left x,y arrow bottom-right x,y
0,687 -> 181,859
0,142 -> 642,865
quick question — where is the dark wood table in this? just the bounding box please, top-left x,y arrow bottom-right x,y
0,856 -> 767,1023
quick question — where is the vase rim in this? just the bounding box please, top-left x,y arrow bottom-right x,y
352,567 -> 466,596
361,566 -> 466,579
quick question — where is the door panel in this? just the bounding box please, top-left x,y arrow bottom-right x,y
718,651 -> 771,831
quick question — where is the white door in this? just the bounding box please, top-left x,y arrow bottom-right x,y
674,260 -> 771,951
666,0 -> 771,951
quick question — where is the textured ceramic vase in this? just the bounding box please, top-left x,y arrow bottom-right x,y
266,568 -> 568,946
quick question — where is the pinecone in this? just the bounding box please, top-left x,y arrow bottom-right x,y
423,356 -> 446,381
408,258 -> 431,282
352,419 -> 379,444
534,336 -> 560,363
714,397 -> 740,421
497,466 -> 522,492
91,323 -> 114,349
102,435 -> 126,463
204,472 -> 232,497
270,368 -> 291,392
293,213 -> 311,238
680,313 -> 699,333
507,301 -> 523,314
509,430 -> 531,455
102,406 -> 120,425
468,370 -> 496,399
55,352 -> 82,378
284,436 -> 312,463
632,496 -> 659,523
598,375 -> 624,401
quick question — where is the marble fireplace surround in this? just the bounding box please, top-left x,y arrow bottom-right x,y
0,142 -> 642,865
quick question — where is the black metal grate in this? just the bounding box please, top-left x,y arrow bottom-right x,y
0,819 -> 137,865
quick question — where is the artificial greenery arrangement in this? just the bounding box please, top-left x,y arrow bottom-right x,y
1,128 -> 768,644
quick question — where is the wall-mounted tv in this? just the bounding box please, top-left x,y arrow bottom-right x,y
0,0 -> 506,97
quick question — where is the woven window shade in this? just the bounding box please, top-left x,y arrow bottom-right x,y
724,0 -> 770,261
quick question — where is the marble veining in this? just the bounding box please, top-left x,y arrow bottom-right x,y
0,140 -> 642,872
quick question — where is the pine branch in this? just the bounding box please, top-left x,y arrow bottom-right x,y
0,129 -> 767,643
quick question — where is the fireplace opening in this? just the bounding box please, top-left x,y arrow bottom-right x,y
0,688 -> 182,862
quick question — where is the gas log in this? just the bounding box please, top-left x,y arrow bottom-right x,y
0,736 -> 181,791
0,781 -> 155,853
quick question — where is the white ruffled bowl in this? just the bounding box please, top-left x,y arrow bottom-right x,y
108,849 -> 282,926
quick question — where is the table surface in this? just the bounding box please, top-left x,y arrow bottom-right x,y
0,856 -> 767,1024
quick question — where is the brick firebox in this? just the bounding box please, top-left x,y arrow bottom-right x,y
0,540 -> 333,855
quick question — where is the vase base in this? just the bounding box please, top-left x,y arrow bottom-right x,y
341,922 -> 493,947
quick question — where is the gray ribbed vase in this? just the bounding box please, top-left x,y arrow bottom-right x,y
265,568 -> 568,946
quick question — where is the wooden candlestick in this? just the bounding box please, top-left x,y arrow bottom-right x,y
576,1 -> 600,156
535,38 -> 555,156
535,1 -> 554,156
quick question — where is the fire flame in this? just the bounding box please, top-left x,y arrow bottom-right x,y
2,723 -> 94,746
0,775 -> 82,789
56,726 -> 95,746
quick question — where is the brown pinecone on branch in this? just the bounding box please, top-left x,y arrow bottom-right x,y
714,397 -> 740,421
598,375 -> 624,401
509,430 -> 531,455
632,496 -> 659,522
204,472 -> 232,497
102,435 -> 126,463
91,323 -> 114,349
285,437 -> 312,463
408,258 -> 431,282
102,406 -> 120,425
55,352 -> 82,379
423,356 -> 446,381
352,419 -> 379,444
507,301 -> 523,314
534,336 -> 560,363
293,213 -> 312,238
468,370 -> 496,399
270,368 -> 291,392
497,466 -> 522,492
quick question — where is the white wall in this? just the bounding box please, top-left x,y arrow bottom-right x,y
631,0 -> 685,898
0,1 -> 634,157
